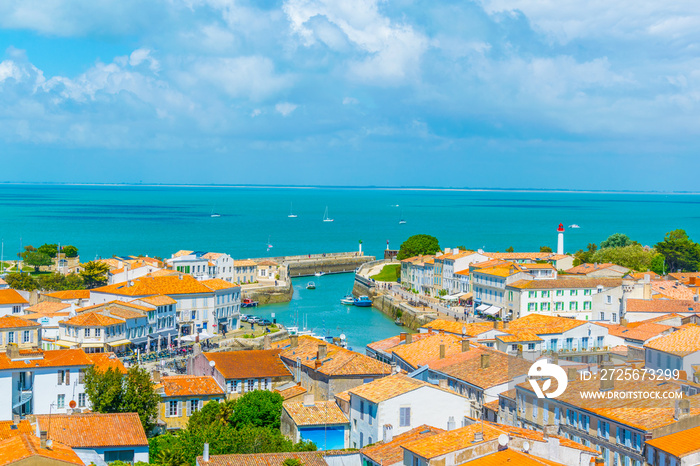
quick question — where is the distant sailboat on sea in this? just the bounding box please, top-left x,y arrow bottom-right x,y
399,210 -> 406,224
323,206 -> 334,222
210,207 -> 221,218
288,202 -> 297,218
266,236 -> 274,251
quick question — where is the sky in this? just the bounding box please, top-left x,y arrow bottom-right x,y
1,0 -> 699,190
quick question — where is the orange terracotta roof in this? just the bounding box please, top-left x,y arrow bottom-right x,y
107,307 -> 145,319
203,350 -> 293,379
644,325 -> 700,356
508,277 -> 623,289
565,263 -> 621,274
25,301 -> 71,314
0,349 -> 93,371
201,279 -> 239,290
256,260 -> 279,266
0,289 -> 28,305
36,413 -> 148,448
349,373 -> 459,403
198,451 -> 341,466
454,268 -> 470,276
202,252 -> 225,260
420,320 -> 497,337
483,399 -> 499,412
507,314 -> 587,334
645,425 -> 700,458
366,332 -> 434,353
428,348 -> 532,389
617,322 -> 673,342
495,331 -> 543,342
273,336 -> 391,377
63,311 -> 123,327
361,425 -> 444,465
86,352 -> 127,374
0,315 -> 40,329
159,375 -> 224,397
172,250 -> 194,257
668,272 -> 700,285
93,275 -> 221,296
475,264 -> 524,278
652,281 -> 697,300
403,423 -> 503,458
76,300 -> 150,314
283,400 -> 348,426
274,384 -> 307,400
234,259 -> 258,267
627,299 -> 699,314
134,295 -> 177,306
334,390 -> 350,404
460,449 -> 565,465
0,420 -> 34,441
628,313 -> 683,327
485,423 -> 598,454
483,252 -> 570,261
390,333 -> 464,368
630,271 -> 662,281
43,290 -> 90,300
0,434 -> 82,466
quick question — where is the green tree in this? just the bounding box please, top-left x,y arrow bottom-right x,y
505,246 -> 514,253
600,233 -> 633,249
655,229 -> 700,272
229,390 -> 284,429
539,246 -> 552,253
37,244 -> 59,258
590,245 -> 657,271
84,365 -> 159,433
22,251 -> 52,272
80,260 -> 111,288
62,245 -> 79,257
4,272 -> 39,291
396,234 -> 440,260
573,243 -> 598,265
37,273 -> 85,291
650,254 -> 666,275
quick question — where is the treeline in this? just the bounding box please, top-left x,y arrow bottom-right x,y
5,260 -> 111,291
573,229 -> 700,273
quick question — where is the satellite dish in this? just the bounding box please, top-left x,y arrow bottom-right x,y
69,400 -> 76,409
498,434 -> 508,447
209,360 -> 216,367
340,334 -> 346,340
523,441 -> 530,452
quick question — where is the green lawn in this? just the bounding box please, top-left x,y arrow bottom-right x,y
371,264 -> 401,282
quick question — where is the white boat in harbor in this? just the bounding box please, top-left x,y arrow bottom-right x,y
306,281 -> 316,289
314,271 -> 324,277
340,294 -> 354,305
569,224 -> 581,229
288,202 -> 297,218
323,206 -> 334,222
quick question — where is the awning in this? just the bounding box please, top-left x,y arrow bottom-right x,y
108,339 -> 132,347
482,306 -> 501,316
179,335 -> 197,342
444,292 -> 471,301
198,330 -> 214,340
53,340 -> 77,348
476,304 -> 490,312
80,342 -> 106,348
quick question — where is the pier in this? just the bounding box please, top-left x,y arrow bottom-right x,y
250,251 -> 375,278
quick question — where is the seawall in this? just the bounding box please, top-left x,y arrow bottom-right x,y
242,282 -> 294,305
248,251 -> 375,278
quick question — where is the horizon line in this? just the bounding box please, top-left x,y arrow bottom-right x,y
0,181 -> 699,195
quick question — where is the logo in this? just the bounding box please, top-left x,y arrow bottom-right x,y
528,359 -> 568,399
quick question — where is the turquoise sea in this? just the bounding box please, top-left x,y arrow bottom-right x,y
2,184 -> 699,350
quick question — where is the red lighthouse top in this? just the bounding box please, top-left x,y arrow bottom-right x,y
557,223 -> 565,232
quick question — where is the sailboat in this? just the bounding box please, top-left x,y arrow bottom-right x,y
399,210 -> 406,224
210,207 -> 221,218
266,236 -> 274,251
323,206 -> 334,222
288,202 -> 297,218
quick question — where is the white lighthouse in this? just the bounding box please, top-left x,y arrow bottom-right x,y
557,223 -> 565,255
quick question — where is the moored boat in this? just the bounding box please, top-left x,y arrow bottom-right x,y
242,298 -> 258,308
340,294 -> 354,305
306,282 -> 316,289
353,296 -> 372,307
394,318 -> 404,326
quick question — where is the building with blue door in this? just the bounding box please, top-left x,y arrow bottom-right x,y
281,395 -> 349,450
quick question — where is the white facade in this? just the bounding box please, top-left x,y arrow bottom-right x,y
0,290 -> 28,317
109,263 -> 161,285
166,252 -> 236,282
348,385 -> 470,449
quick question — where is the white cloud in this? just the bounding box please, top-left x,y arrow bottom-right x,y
0,60 -> 24,83
342,96 -> 358,105
275,102 -> 297,116
251,108 -> 262,117
129,48 -> 160,73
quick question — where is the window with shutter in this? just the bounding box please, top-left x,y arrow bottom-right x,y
65,370 -> 70,385
58,370 -> 64,384
177,401 -> 182,417
78,370 -> 85,384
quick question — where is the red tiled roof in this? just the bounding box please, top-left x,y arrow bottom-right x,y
0,420 -> 34,441
283,400 -> 348,426
159,375 -> 224,397
0,290 -> 28,305
43,290 -> 90,300
0,315 -> 40,329
62,311 -> 123,327
203,350 -> 293,380
361,425 -> 444,465
36,413 -> 148,448
25,301 -> 71,314
274,384 -> 307,400
0,349 -> 92,371
0,434 -> 82,466
198,451 -> 350,466
86,352 -> 127,374
627,299 -> 699,314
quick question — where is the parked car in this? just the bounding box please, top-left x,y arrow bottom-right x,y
240,315 -> 250,322
259,319 -> 272,326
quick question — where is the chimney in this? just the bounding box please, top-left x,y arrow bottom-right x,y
203,443 -> 210,462
493,321 -> 499,329
405,333 -> 413,345
543,424 -> 558,438
594,459 -> 604,466
263,334 -> 271,350
620,318 -> 628,326
643,282 -> 652,300
462,340 -> 470,352
447,416 -> 456,430
302,393 -> 315,407
152,370 -> 161,383
439,344 -> 446,359
383,424 -> 394,443
438,379 -> 448,389
40,431 -> 47,449
675,399 -> 691,420
480,353 -> 490,369
318,343 -> 327,360
600,362 -> 614,391
179,274 -> 183,280
13,415 -> 19,427
6,343 -> 19,360
399,332 -> 407,342
474,431 -> 484,442
315,359 -> 322,370
567,367 -> 578,382
454,248 -> 460,255
391,362 -> 399,374
290,335 -> 299,348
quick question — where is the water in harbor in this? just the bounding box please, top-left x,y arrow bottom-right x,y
249,274 -> 399,351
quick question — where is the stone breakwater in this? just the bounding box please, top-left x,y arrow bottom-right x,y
242,282 -> 294,305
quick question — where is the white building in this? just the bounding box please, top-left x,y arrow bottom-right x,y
400,255 -> 435,295
345,373 -> 471,449
90,275 -> 241,336
0,346 -> 126,420
108,261 -> 162,285
644,325 -> 700,374
0,289 -> 29,317
433,249 -> 489,294
21,301 -> 73,349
